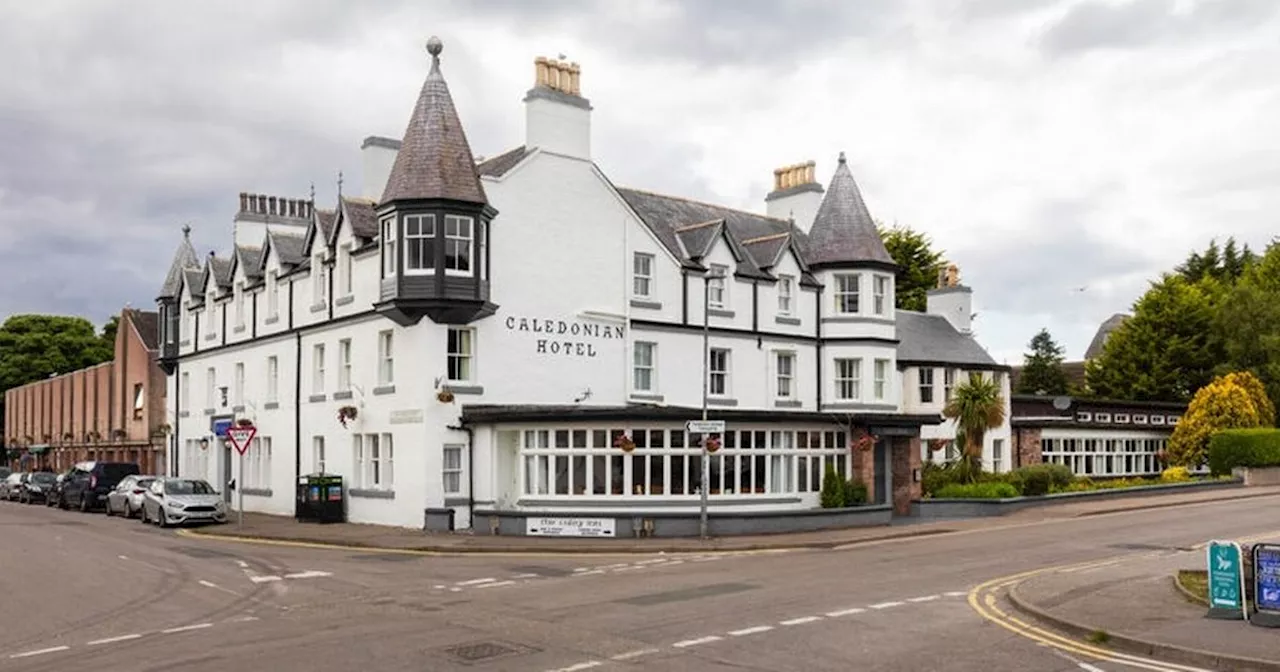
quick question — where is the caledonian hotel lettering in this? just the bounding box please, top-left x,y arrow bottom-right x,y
504,316 -> 626,357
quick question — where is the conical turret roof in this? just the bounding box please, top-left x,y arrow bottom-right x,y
379,36 -> 487,206
158,224 -> 200,299
806,153 -> 895,267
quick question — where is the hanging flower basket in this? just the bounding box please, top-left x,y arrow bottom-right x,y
337,405 -> 359,428
614,432 -> 635,453
436,389 -> 455,404
705,435 -> 722,454
235,418 -> 255,428
62,432 -> 74,442
927,438 -> 949,453
850,429 -> 878,453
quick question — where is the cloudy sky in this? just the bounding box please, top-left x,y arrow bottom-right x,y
1,0 -> 1277,364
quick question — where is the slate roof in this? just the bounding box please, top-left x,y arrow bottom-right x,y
807,153 -> 895,267
379,39 -> 487,205
316,208 -> 336,241
207,255 -> 233,291
1085,313 -> 1129,359
234,245 -> 263,281
128,309 -> 160,351
183,269 -> 205,302
477,145 -> 532,177
617,188 -> 816,283
340,197 -> 379,239
895,310 -> 1000,367
158,227 -> 200,299
266,228 -> 307,267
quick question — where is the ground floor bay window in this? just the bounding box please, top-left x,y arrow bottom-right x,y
515,427 -> 850,499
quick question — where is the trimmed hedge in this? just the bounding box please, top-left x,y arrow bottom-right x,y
934,482 -> 1019,499
1207,428 -> 1280,475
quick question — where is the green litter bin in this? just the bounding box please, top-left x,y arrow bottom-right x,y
295,473 -> 346,524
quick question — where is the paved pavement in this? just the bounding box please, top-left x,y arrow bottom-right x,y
187,485 -> 1280,554
4,490 -> 1280,671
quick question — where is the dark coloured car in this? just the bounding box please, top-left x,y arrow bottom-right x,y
58,461 -> 141,512
20,471 -> 58,504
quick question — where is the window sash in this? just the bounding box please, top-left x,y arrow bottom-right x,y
834,358 -> 861,400
266,356 -> 278,402
443,445 -> 463,494
339,245 -> 353,295
873,275 -> 888,314
633,253 -> 653,297
633,342 -> 655,392
778,276 -> 793,314
447,328 -> 474,382
444,215 -> 473,275
313,345 -> 326,394
709,348 -> 730,396
233,363 -> 244,404
338,340 -> 352,391
874,359 -> 888,400
378,331 -> 394,385
266,273 -> 278,318
776,353 -> 794,398
403,214 -> 436,273
835,274 -> 860,313
381,217 -> 397,277
919,368 -> 934,403
708,265 -> 728,308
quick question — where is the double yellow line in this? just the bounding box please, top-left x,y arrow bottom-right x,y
967,553 -> 1213,672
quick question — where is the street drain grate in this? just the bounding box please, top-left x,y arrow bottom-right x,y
440,641 -> 532,664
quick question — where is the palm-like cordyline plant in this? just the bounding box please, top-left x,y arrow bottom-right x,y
942,373 -> 1006,482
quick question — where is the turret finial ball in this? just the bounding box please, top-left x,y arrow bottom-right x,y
427,36 -> 443,57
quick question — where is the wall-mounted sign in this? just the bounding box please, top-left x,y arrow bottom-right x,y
526,516 -> 616,537
390,409 -> 424,425
1252,543 -> 1280,628
504,316 -> 625,358
1207,540 -> 1246,620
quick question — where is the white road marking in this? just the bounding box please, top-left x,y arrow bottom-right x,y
635,558 -> 668,565
549,662 -> 602,672
908,595 -> 940,603
690,556 -> 721,562
729,625 -> 775,636
673,635 -> 722,648
282,570 -> 332,579
664,560 -> 685,566
236,560 -> 250,568
226,616 -> 259,623
457,577 -> 497,586
780,616 -> 823,626
869,601 -> 904,609
573,569 -> 605,576
600,563 -> 631,570
433,584 -> 447,589
449,587 -> 462,592
476,580 -> 517,589
1046,645 -> 1109,672
87,633 -> 144,645
162,623 -> 213,634
9,646 -> 70,658
826,607 -> 867,617
249,575 -> 282,583
611,565 -> 644,572
511,573 -> 540,579
198,580 -> 219,589
944,591 -> 968,597
572,567 -> 591,572
118,555 -> 129,560
611,648 -> 660,660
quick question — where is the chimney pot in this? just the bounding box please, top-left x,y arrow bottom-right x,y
269,196 -> 278,215
289,200 -> 297,217
257,194 -> 266,214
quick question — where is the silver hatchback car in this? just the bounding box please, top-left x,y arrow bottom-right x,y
140,478 -> 227,527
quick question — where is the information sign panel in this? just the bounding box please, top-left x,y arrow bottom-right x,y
1207,540 -> 1246,620
526,517 -> 616,537
686,420 -> 726,434
1252,543 -> 1280,627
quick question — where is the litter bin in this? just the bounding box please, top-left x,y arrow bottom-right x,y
295,474 -> 346,524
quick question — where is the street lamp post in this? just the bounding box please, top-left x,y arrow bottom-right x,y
699,267 -> 718,540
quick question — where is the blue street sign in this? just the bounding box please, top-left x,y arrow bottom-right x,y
1251,543 -> 1280,628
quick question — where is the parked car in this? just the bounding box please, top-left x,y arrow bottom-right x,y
58,461 -> 140,512
141,478 -> 227,527
45,470 -> 70,507
20,471 -> 57,505
105,475 -> 157,518
0,467 -> 11,481
1,472 -> 25,500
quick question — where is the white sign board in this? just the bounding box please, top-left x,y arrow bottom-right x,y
686,420 -> 726,434
526,517 -> 616,538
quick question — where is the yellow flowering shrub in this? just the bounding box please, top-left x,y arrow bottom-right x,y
1160,466 -> 1192,482
1168,371 -> 1268,467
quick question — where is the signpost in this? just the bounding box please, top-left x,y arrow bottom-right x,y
1252,543 -> 1280,627
1206,540 -> 1247,620
686,420 -> 726,435
225,425 -> 256,531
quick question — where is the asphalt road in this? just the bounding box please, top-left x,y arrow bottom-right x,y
2,495 -> 1278,672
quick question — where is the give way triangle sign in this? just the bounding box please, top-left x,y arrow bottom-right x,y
226,426 -> 256,456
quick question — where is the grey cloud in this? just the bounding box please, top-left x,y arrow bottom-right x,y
1039,0 -> 1280,56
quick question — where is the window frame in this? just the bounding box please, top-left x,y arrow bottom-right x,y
834,358 -> 862,401
873,274 -> 889,315
313,435 -> 326,474
266,355 -> 278,403
775,350 -> 795,399
234,282 -> 245,329
633,252 -> 654,299
918,367 -> 935,404
708,347 -> 731,397
777,275 -> 794,316
834,273 -> 860,314
443,444 -> 464,495
312,343 -> 326,394
380,216 -> 397,278
447,327 -> 475,383
444,214 -> 474,277
312,253 -> 327,305
233,362 -> 245,406
873,358 -> 889,400
633,341 -> 656,393
707,264 -> 729,309
338,243 -> 354,296
266,271 -> 279,319
403,213 -> 436,275
338,339 -> 352,392
378,330 -> 394,386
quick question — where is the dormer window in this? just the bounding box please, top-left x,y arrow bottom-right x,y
404,214 -> 435,274
834,273 -> 860,314
381,216 -> 397,278
444,215 -> 474,275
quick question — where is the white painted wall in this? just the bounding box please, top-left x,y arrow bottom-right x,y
361,138 -> 398,200
765,189 -> 823,234
525,96 -> 590,160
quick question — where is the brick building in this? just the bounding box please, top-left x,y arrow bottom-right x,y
4,308 -> 169,473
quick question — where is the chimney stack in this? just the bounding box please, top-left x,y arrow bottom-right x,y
926,263 -> 973,334
361,136 -> 401,201
765,160 -> 824,233
524,55 -> 592,160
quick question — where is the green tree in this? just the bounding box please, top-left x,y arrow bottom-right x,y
1175,237 -> 1255,284
877,222 -> 946,312
1214,241 -> 1280,422
0,315 -> 115,443
942,373 -> 1006,482
1168,371 -> 1270,467
1017,328 -> 1069,395
1085,274 -> 1223,402
100,315 -> 120,351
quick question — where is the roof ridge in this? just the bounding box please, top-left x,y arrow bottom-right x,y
341,195 -> 377,205
742,231 -> 789,245
617,186 -> 792,225
674,218 -> 724,233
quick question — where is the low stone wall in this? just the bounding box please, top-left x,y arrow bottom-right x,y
1232,466 -> 1280,487
911,478 -> 1243,520
463,504 -> 893,537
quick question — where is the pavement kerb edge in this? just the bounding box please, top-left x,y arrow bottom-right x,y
1170,573 -> 1210,607
1072,489 -> 1280,518
1006,577 -> 1280,672
174,526 -> 952,556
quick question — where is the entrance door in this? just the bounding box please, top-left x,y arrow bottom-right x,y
222,440 -> 233,504
873,440 -> 889,506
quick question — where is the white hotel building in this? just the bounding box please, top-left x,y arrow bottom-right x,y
154,38 -> 1011,535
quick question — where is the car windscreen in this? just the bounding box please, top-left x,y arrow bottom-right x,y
30,473 -> 56,484
167,480 -> 215,495
100,463 -> 140,481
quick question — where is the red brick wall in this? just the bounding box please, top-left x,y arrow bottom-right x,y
891,436 -> 923,516
1013,427 -> 1043,469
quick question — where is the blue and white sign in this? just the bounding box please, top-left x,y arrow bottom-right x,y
211,417 -> 233,438
1254,544 -> 1280,612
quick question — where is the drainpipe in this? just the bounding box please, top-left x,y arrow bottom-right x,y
447,421 -> 475,530
814,287 -> 823,411
173,360 -> 181,477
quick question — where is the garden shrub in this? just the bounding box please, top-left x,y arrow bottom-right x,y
820,463 -> 845,508
934,482 -> 1019,499
922,461 -> 959,496
1160,466 -> 1192,483
842,479 -> 868,506
1169,372 -> 1270,467
1010,464 -> 1075,496
1207,428 -> 1280,476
